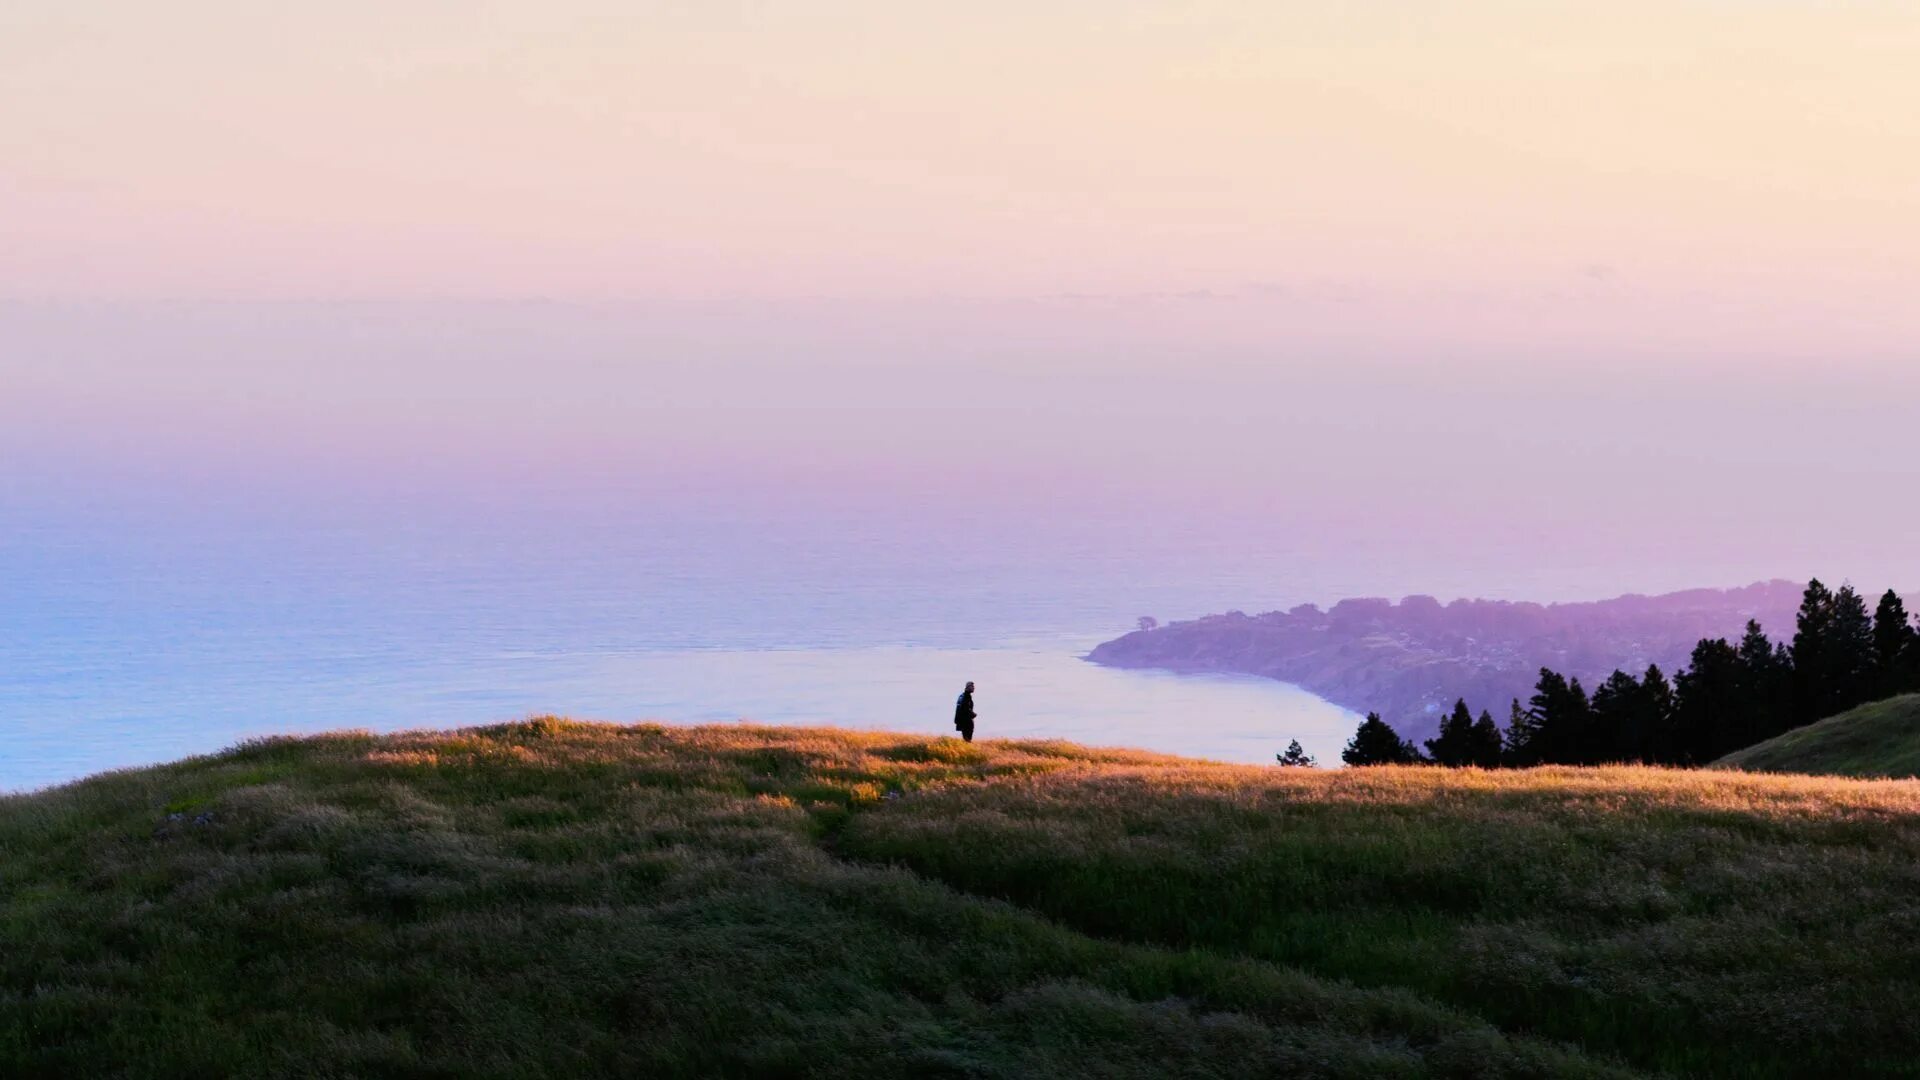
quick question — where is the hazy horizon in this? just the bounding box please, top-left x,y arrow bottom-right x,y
7,293 -> 1918,601
5,3 -> 1918,788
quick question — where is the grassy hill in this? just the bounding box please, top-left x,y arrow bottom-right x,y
6,723 -> 1920,1077
1717,694 -> 1920,778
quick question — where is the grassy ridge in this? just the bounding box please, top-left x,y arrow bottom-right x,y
843,761 -> 1920,1076
1716,693 -> 1920,778
4,722 -> 1919,1077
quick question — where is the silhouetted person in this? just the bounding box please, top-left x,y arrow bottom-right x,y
954,681 -> 976,742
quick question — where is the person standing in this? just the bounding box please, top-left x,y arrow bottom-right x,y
953,681 -> 977,742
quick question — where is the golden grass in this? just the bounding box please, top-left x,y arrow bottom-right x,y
7,719 -> 1920,1077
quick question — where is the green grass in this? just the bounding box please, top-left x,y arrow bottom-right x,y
5,722 -> 1920,1077
1717,694 -> 1920,778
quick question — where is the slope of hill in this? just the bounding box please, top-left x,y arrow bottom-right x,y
6,721 -> 1920,1077
1716,694 -> 1920,778
1088,580 -> 1834,740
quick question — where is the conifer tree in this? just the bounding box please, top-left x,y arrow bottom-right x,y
1791,578 -> 1836,724
1565,676 -> 1594,761
1903,612 -> 1920,695
1641,664 -> 1678,763
1833,585 -> 1877,712
1674,638 -> 1743,763
1468,709 -> 1505,768
1424,699 -> 1478,767
1736,620 -> 1791,743
1276,739 -> 1317,767
1789,578 -> 1866,724
1588,669 -> 1644,763
1524,668 -> 1594,765
1873,590 -> 1918,697
1502,698 -> 1541,766
1342,713 -> 1423,766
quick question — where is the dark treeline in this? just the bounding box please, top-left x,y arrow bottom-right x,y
1341,579 -> 1920,768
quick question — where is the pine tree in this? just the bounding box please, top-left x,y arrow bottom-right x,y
1903,612 -> 1920,696
1833,585 -> 1877,711
1787,579 -> 1878,724
1524,668 -> 1594,765
1736,620 -> 1791,743
1503,698 -> 1542,766
1424,699 -> 1478,767
1791,578 -> 1837,725
1276,739 -> 1317,767
1588,669 -> 1644,763
1565,676 -> 1594,763
1835,584 -> 1866,668
1342,713 -> 1423,766
1640,664 -> 1678,763
1674,638 -> 1743,764
1468,709 -> 1505,768
1873,590 -> 1917,697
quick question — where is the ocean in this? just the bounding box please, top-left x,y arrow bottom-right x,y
0,499 -> 1362,792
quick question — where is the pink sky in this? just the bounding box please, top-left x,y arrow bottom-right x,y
4,3 -> 1918,597
4,3 -> 1917,320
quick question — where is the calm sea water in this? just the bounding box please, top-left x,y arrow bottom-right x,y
0,503 -> 1364,792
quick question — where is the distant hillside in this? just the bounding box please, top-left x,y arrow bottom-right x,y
1717,694 -> 1920,778
1088,580 -> 1853,740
